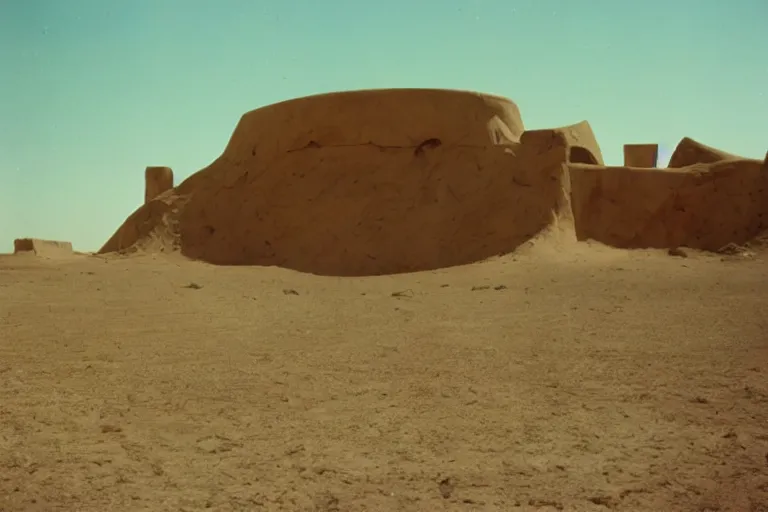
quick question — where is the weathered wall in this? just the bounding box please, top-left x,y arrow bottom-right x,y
99,90 -> 768,273
102,89 -> 582,275
13,238 -> 73,257
570,158 -> 768,250
175,90 -> 581,275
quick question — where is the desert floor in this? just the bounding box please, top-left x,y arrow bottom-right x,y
1,244 -> 767,512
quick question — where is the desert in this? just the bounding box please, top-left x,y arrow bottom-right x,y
2,89 -> 767,512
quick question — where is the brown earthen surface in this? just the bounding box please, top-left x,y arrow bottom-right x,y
101,89 -> 579,275
2,247 -> 767,511
99,88 -> 768,273
570,158 -> 768,250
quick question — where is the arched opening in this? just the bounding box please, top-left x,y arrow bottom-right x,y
569,146 -> 598,165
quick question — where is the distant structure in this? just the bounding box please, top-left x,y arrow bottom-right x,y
623,144 -> 659,168
13,238 -> 73,257
145,166 -> 174,204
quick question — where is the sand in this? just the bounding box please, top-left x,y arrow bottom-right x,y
3,88 -> 768,511
1,246 -> 767,511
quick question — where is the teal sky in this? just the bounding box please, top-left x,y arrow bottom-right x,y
1,0 -> 766,253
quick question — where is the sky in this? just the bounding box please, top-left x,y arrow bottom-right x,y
1,0 -> 766,253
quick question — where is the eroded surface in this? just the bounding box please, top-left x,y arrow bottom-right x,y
1,249 -> 767,511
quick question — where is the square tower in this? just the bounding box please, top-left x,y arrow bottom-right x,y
623,144 -> 659,168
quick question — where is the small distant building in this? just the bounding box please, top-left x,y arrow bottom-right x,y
145,166 -> 174,204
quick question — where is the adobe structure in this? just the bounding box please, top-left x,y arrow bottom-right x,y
145,166 -> 174,204
13,238 -> 73,258
99,88 -> 768,276
623,144 -> 659,168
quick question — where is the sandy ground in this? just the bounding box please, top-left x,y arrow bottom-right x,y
1,246 -> 767,512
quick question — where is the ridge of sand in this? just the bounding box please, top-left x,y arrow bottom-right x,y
98,88 -> 768,275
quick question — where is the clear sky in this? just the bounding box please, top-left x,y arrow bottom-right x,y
1,0 -> 766,253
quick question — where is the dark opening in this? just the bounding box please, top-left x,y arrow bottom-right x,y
569,146 -> 598,165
